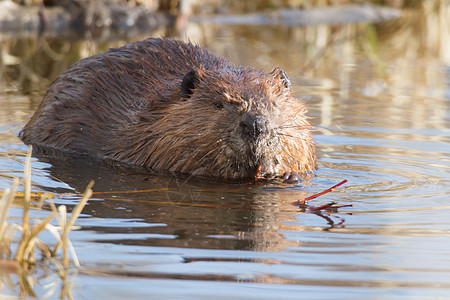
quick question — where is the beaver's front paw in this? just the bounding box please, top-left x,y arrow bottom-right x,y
281,172 -> 301,184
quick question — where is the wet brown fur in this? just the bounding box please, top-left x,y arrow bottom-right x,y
20,38 -> 316,182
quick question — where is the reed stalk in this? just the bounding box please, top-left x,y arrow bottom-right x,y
0,146 -> 92,298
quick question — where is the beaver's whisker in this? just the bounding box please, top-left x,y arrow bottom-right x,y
276,124 -> 313,130
180,137 -> 224,171
275,133 -> 316,146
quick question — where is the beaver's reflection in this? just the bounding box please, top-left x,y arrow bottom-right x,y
35,153 -> 305,251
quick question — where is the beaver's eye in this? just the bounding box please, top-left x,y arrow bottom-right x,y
214,102 -> 224,110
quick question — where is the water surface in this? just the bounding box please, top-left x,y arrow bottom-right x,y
1,4 -> 450,299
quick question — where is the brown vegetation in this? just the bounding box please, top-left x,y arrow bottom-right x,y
0,146 -> 91,298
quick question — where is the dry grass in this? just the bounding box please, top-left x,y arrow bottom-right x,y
0,146 -> 92,299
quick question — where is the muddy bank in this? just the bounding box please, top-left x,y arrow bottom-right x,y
0,1 -> 401,39
0,0 -> 168,39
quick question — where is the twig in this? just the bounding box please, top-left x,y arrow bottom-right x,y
293,179 -> 347,204
308,202 -> 353,212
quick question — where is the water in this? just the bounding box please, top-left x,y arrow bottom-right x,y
1,3 -> 450,299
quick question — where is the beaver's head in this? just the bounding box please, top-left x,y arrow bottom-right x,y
123,67 -> 316,182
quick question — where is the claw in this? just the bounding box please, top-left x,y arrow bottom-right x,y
283,172 -> 301,184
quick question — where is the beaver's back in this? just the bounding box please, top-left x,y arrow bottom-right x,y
20,38 -> 316,181
20,38 -> 230,155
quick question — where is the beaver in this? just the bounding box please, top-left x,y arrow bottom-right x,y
20,38 -> 316,182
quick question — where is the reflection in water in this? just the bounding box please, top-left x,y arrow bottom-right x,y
32,154 -> 313,251
0,1 -> 450,298
1,262 -> 78,299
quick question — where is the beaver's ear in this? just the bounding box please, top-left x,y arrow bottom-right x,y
270,67 -> 291,90
181,70 -> 201,98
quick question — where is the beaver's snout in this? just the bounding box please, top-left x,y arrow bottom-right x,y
239,114 -> 270,139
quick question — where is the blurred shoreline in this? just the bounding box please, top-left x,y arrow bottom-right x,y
0,0 -> 404,39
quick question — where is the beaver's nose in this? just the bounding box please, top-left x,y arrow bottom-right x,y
240,114 -> 269,139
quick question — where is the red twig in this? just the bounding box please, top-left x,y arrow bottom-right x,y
293,179 -> 347,204
254,165 -> 263,179
308,201 -> 337,211
308,202 -> 353,212
329,204 -> 353,209
252,165 -> 265,183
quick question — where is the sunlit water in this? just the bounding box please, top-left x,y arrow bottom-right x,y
1,6 -> 450,299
